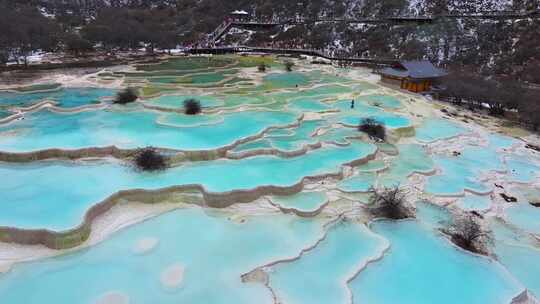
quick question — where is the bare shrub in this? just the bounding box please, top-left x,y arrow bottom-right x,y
133,147 -> 168,172
284,61 -> 294,72
442,213 -> 494,255
358,118 -> 386,141
257,63 -> 267,72
114,88 -> 138,104
368,186 -> 414,220
183,98 -> 201,115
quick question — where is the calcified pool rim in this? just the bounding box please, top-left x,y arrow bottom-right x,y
0,142 -> 377,249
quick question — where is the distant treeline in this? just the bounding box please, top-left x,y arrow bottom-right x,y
440,70 -> 540,131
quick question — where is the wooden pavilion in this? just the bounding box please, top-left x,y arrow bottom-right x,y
380,60 -> 447,93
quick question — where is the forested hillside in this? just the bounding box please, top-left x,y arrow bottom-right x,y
1,0 -> 538,80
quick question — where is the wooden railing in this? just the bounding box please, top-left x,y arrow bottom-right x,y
187,46 -> 396,66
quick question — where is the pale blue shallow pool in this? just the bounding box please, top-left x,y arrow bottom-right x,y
270,191 -> 328,213
268,220 -> 386,304
426,146 -> 506,196
0,142 -> 376,230
263,72 -> 311,89
416,118 -> 468,143
288,98 -> 334,112
492,221 -> 540,298
0,208 -> 326,304
337,172 -> 376,192
350,221 -> 522,304
379,144 -> 434,187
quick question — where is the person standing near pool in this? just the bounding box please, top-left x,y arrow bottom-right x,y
351,99 -> 355,109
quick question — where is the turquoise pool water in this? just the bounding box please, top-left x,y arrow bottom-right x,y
147,94 -> 224,109
0,208 -> 326,304
357,160 -> 387,172
350,221 -> 522,304
506,157 -> 540,183
426,146 -> 506,196
0,88 -> 115,108
268,220 -> 386,304
0,108 -> 298,152
263,72 -> 311,89
288,98 -> 334,112
266,120 -> 324,151
457,194 -> 492,211
157,113 -> 224,128
0,142 -> 376,230
416,118 -> 468,143
339,114 -> 411,129
233,120 -> 326,153
415,201 -> 452,230
270,192 -> 328,213
506,202 -> 540,235
337,173 -> 376,192
379,144 -> 434,187
274,85 -> 352,101
492,221 -> 540,298
232,139 -> 274,152
315,128 -> 360,145
149,71 -> 233,85
0,110 -> 11,119
331,98 -> 411,129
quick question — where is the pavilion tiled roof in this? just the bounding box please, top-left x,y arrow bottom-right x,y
381,60 -> 447,79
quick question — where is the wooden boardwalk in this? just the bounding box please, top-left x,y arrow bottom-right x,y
208,9 -> 540,43
187,46 -> 396,66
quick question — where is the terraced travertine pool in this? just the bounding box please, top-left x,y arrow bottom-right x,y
0,55 -> 539,304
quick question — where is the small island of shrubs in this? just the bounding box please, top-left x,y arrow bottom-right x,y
133,147 -> 168,172
358,118 -> 386,141
114,88 -> 138,105
183,98 -> 201,115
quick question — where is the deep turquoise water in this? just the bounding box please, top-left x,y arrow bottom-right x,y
147,94 -> 224,109
0,108 -> 298,152
0,88 -> 115,108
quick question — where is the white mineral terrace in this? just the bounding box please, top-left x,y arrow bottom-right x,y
0,55 -> 539,304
